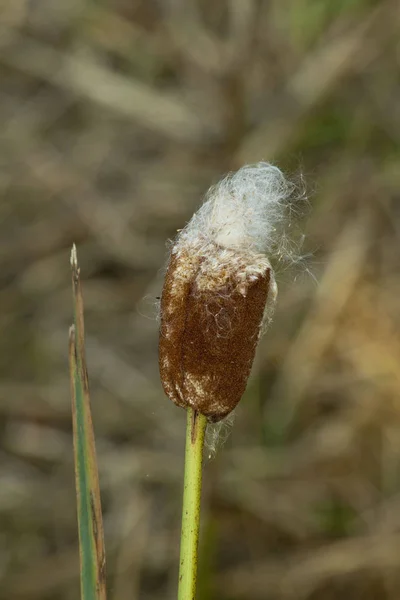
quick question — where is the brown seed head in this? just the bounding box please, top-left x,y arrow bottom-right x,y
159,242 -> 273,421
158,162 -> 293,421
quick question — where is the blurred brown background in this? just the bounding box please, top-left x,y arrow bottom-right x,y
0,1 -> 400,599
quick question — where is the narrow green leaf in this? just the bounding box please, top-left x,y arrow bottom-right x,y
69,244 -> 107,600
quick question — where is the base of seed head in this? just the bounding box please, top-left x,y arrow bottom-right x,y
159,163 -> 288,421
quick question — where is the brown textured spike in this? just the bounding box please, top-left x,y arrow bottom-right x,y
159,247 -> 270,422
158,250 -> 199,410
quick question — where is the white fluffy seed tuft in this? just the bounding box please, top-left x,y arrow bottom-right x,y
179,162 -> 295,255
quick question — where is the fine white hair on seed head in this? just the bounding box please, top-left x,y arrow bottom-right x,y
205,412 -> 236,459
179,162 -> 295,256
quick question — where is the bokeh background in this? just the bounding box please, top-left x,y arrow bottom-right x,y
1,1 -> 400,598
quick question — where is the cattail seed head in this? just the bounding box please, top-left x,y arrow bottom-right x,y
159,162 -> 292,422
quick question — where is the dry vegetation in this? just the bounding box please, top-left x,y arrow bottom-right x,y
0,0 -> 399,599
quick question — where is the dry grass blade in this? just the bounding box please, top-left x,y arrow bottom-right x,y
69,244 -> 107,600
0,29 -> 215,143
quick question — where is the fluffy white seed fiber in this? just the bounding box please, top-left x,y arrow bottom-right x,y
179,162 -> 294,255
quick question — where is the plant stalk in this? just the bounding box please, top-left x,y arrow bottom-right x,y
178,408 -> 207,600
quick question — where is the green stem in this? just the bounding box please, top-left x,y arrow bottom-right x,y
178,408 -> 207,600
